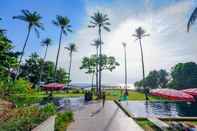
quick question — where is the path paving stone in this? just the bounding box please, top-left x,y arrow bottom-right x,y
68,101 -> 144,131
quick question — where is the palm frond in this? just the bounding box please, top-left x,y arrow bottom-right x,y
187,7 -> 197,32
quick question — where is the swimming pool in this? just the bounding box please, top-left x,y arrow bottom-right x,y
121,101 -> 197,118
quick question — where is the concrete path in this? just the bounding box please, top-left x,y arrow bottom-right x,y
67,101 -> 144,131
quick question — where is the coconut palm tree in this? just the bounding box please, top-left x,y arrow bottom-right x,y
122,42 -> 128,95
88,11 -> 110,96
13,9 -> 44,78
65,43 -> 77,84
52,15 -> 72,81
41,38 -> 52,61
132,27 -> 150,100
0,18 -> 6,35
39,38 -> 53,83
91,39 -> 100,94
187,7 -> 197,32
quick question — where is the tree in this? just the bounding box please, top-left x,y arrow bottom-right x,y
187,8 -> 197,32
20,53 -> 42,87
158,69 -> 169,88
132,27 -> 150,100
80,56 -> 97,89
122,42 -> 128,94
91,39 -> 102,93
134,69 -> 169,90
13,9 -> 44,78
65,43 -> 77,84
169,62 -> 197,89
0,33 -> 19,96
39,38 -> 53,83
52,15 -> 72,81
88,11 -> 110,96
0,18 -> 6,35
80,54 -> 119,94
20,53 -> 69,86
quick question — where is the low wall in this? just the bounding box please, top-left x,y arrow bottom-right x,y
32,115 -> 56,131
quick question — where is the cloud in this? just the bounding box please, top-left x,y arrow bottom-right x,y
47,0 -> 196,84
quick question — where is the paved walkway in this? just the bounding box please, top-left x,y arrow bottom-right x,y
68,101 -> 144,131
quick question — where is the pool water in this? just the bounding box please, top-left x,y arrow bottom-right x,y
121,101 -> 197,118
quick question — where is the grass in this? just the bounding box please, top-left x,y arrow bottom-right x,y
105,89 -> 159,101
136,119 -> 159,131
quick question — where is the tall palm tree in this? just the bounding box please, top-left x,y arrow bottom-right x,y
187,7 -> 197,32
132,27 -> 150,100
122,42 -> 128,95
13,9 -> 44,78
52,15 -> 72,81
91,39 -> 100,94
88,11 -> 110,96
41,38 -> 52,61
39,38 -> 53,83
65,43 -> 77,84
0,18 -> 6,35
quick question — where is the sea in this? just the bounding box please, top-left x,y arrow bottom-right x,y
70,83 -> 136,90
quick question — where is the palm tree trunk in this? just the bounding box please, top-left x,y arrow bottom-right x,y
96,46 -> 99,96
91,72 -> 95,90
123,45 -> 128,94
39,45 -> 48,83
54,28 -> 63,82
139,39 -> 148,100
68,51 -> 73,84
15,25 -> 32,79
98,25 -> 102,97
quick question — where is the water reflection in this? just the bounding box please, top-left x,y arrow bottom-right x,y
122,101 -> 197,118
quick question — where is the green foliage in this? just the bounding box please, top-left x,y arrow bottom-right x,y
169,62 -> 197,89
135,69 -> 169,89
0,104 -> 57,131
13,78 -> 32,94
55,111 -> 73,131
80,54 -> 119,74
19,52 -> 69,85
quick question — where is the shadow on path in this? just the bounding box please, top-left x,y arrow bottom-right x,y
103,107 -> 119,131
90,106 -> 103,117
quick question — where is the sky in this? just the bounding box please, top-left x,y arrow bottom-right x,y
0,0 -> 197,84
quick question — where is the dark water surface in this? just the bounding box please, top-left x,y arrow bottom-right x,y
121,101 -> 197,118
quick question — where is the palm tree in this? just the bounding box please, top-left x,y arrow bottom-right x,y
41,38 -> 52,61
13,9 -> 44,78
52,15 -> 72,81
65,43 -> 77,84
39,38 -> 53,83
88,11 -> 110,96
0,18 -> 6,35
122,42 -> 128,95
91,39 -> 100,95
132,27 -> 150,100
187,8 -> 197,32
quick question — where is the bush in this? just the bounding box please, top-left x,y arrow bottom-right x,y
12,79 -> 32,94
55,111 -> 73,131
0,104 -> 57,131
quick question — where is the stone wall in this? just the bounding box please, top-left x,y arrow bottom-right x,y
32,115 -> 56,131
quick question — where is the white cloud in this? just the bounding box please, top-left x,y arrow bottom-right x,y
47,0 -> 197,84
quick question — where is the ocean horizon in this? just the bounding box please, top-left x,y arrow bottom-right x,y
70,83 -> 136,90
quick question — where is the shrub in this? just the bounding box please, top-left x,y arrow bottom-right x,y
55,111 -> 73,131
0,104 -> 57,131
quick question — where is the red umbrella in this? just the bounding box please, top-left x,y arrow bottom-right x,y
150,89 -> 195,102
182,88 -> 197,97
42,83 -> 64,91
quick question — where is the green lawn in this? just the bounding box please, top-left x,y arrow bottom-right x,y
105,89 -> 159,100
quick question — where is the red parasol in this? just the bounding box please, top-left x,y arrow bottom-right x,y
42,83 -> 64,91
150,89 -> 195,102
182,88 -> 197,97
